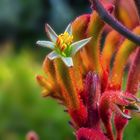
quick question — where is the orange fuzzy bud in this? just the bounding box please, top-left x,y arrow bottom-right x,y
109,26 -> 140,90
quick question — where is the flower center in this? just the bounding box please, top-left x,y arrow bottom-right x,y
56,32 -> 73,52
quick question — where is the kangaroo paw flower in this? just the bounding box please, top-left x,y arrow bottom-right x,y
36,23 -> 91,67
36,1 -> 140,139
100,91 -> 140,120
99,91 -> 140,139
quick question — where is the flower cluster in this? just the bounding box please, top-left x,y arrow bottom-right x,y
36,0 -> 140,140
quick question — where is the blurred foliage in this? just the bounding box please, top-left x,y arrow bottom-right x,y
0,46 -> 74,140
124,116 -> 140,140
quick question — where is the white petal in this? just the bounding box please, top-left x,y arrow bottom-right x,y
64,23 -> 72,35
45,24 -> 58,42
71,37 -> 92,55
47,51 -> 59,60
36,40 -> 55,49
61,57 -> 73,67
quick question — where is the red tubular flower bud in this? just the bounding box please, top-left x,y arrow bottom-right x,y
126,48 -> 140,95
76,128 -> 108,140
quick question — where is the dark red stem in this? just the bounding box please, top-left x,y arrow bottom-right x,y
89,0 -> 140,45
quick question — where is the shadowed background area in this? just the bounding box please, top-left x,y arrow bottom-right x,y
0,0 -> 140,140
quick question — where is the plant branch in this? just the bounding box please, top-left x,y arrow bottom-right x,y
89,0 -> 140,45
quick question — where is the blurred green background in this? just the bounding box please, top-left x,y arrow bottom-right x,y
0,0 -> 140,140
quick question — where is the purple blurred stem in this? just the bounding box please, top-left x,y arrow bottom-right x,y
89,0 -> 140,45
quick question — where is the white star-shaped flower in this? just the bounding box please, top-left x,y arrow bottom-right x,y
36,23 -> 91,67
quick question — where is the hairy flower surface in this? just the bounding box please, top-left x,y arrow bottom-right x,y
36,1 -> 140,140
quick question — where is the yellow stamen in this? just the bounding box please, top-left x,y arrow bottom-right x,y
56,32 -> 73,52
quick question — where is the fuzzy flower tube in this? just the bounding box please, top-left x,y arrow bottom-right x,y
36,0 -> 140,140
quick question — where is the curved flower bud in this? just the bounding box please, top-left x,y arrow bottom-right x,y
126,48 -> 140,95
36,23 -> 91,67
114,92 -> 140,140
99,91 -> 140,140
83,72 -> 101,128
108,26 -> 140,90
